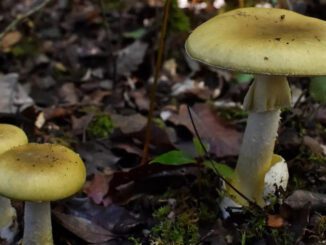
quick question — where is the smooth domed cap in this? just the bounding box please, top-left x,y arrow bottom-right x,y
186,7 -> 326,76
0,124 -> 28,154
0,143 -> 86,202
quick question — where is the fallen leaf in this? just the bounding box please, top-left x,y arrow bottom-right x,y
116,41 -> 148,76
43,106 -> 73,121
53,210 -> 115,243
0,73 -> 34,113
76,140 -> 120,175
84,173 -> 111,205
62,198 -> 144,234
168,103 -> 242,157
111,113 -> 147,135
1,31 -> 22,50
129,90 -> 150,111
71,114 -> 93,136
58,83 -> 79,105
303,136 -> 325,156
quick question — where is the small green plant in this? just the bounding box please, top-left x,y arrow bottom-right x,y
87,114 -> 114,139
169,0 -> 190,33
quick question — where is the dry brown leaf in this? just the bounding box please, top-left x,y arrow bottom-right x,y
303,136 -> 325,156
53,210 -> 115,243
1,31 -> 22,51
84,173 -> 111,205
168,103 -> 242,157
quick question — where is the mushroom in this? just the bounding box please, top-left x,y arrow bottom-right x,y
0,124 -> 28,242
0,143 -> 86,245
185,7 -> 326,206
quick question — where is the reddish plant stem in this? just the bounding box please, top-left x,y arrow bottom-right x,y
141,0 -> 172,165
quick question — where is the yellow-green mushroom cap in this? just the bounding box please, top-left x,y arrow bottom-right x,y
186,7 -> 326,76
0,143 -> 86,202
0,124 -> 28,154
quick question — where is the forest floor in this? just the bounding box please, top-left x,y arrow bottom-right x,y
0,0 -> 326,244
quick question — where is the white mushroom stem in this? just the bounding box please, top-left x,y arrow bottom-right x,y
233,110 -> 280,205
23,202 -> 53,245
229,75 -> 291,206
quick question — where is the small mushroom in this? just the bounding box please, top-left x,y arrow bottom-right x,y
0,143 -> 86,245
185,8 -> 326,206
0,124 -> 28,242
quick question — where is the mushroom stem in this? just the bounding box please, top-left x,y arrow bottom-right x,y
229,75 -> 291,206
232,110 -> 280,206
23,202 -> 53,245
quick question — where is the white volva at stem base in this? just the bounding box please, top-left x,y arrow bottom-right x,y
221,154 -> 288,218
23,202 -> 53,245
233,110 -> 281,206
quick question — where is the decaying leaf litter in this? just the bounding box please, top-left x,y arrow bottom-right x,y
0,0 -> 326,244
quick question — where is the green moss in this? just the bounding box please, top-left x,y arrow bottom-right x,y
87,114 -> 114,139
308,153 -> 326,165
128,236 -> 142,245
147,174 -> 220,244
169,0 -> 190,33
150,205 -> 200,245
238,208 -> 295,244
270,229 -> 295,245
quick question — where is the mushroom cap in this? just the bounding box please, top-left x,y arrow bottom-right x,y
0,143 -> 86,202
0,124 -> 28,154
186,7 -> 326,76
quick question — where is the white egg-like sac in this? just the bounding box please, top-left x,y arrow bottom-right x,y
263,155 -> 289,198
219,154 -> 288,218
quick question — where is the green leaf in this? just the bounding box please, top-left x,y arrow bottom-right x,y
310,77 -> 326,103
123,28 -> 146,39
203,161 -> 234,179
150,150 -> 196,165
233,73 -> 254,84
192,137 -> 209,157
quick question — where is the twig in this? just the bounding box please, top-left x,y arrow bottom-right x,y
141,0 -> 172,165
0,0 -> 51,40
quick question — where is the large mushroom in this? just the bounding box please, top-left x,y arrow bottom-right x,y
0,143 -> 86,245
0,124 -> 28,242
185,7 -> 326,206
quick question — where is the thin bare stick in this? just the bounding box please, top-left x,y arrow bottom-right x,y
141,0 -> 172,165
0,0 -> 52,40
